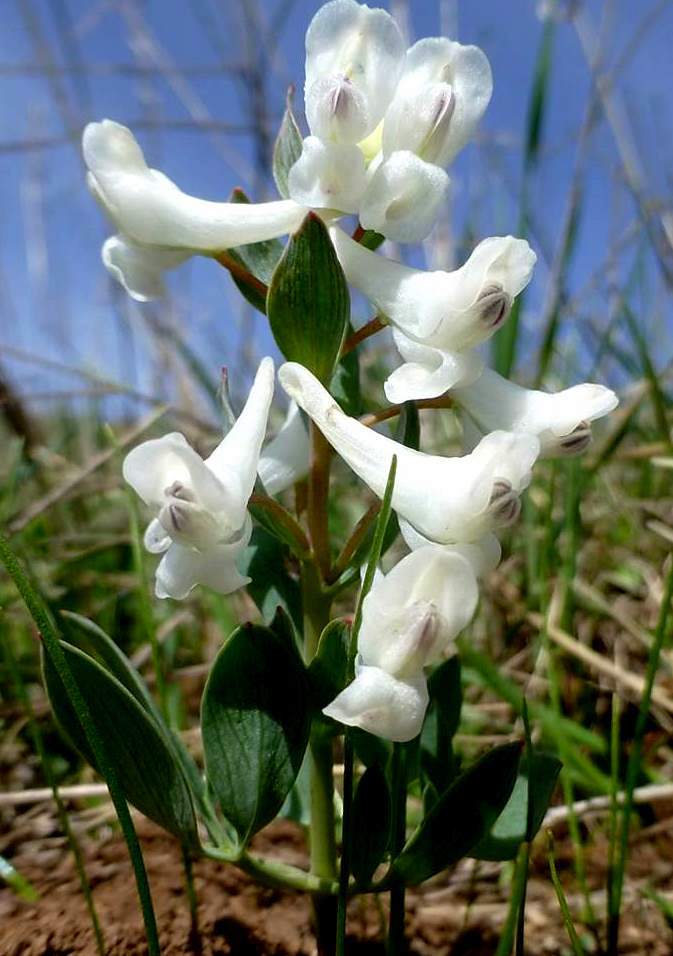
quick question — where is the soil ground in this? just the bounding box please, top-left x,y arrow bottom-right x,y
2,817 -> 673,955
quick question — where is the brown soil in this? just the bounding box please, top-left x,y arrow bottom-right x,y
1,819 -> 672,955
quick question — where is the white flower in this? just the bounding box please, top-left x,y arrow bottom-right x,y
323,665 -> 429,742
399,520 -> 502,578
358,151 -> 450,243
279,361 -> 540,545
124,357 -> 275,599
304,0 -> 405,144
330,228 -> 535,400
101,235 -> 191,302
257,402 -> 310,495
323,545 -> 478,741
454,367 -> 619,457
381,38 -> 493,167
83,120 -> 307,298
287,136 -> 367,213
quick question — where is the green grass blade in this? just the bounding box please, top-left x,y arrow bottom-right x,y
607,556 -> 673,953
547,834 -> 586,955
0,533 -> 161,956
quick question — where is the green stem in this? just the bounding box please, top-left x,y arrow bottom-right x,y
203,846 -> 339,894
335,737 -> 354,956
182,844 -> 201,953
302,560 -> 337,955
387,743 -> 407,956
0,533 -> 161,956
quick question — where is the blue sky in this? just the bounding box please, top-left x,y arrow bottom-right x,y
1,0 -> 671,419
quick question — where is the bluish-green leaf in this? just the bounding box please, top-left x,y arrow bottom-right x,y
267,212 -> 350,384
308,618 -> 350,713
473,753 -> 562,861
60,611 -> 206,808
240,525 -> 302,629
43,642 -> 198,846
392,741 -> 521,885
331,335 -> 361,417
201,623 -> 310,844
226,188 -> 284,313
273,88 -> 303,200
351,764 -> 391,888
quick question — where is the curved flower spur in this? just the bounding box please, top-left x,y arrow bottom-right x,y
279,361 -> 540,545
123,357 -> 274,599
83,120 -> 308,300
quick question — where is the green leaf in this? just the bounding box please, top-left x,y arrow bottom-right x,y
240,525 -> 302,629
351,727 -> 392,770
43,642 -> 198,846
392,741 -> 521,885
201,623 -> 311,844
0,855 -> 39,902
308,618 -> 350,712
473,753 -> 562,861
248,494 -> 310,559
357,229 -> 385,251
273,87 -> 303,200
393,401 -> 420,451
351,764 -> 391,887
60,611 -> 156,713
331,334 -> 361,417
60,611 -> 207,809
226,188 -> 284,313
428,656 -> 462,736
267,212 -> 350,384
421,657 -> 462,793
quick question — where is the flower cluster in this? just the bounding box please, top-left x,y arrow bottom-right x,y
85,0 -> 619,743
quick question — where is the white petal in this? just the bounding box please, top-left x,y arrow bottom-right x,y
154,518 -> 252,600
358,546 -> 478,674
144,518 -> 171,554
102,235 -> 190,301
123,432 -> 235,512
258,402 -> 309,496
206,357 -> 275,529
399,519 -> 501,576
384,331 -> 483,403
304,0 -> 405,142
382,37 -> 492,166
287,136 -> 367,213
323,664 -> 429,742
279,362 -> 540,543
83,120 -> 307,251
455,368 -> 619,456
330,227 -> 536,348
359,151 -> 449,243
